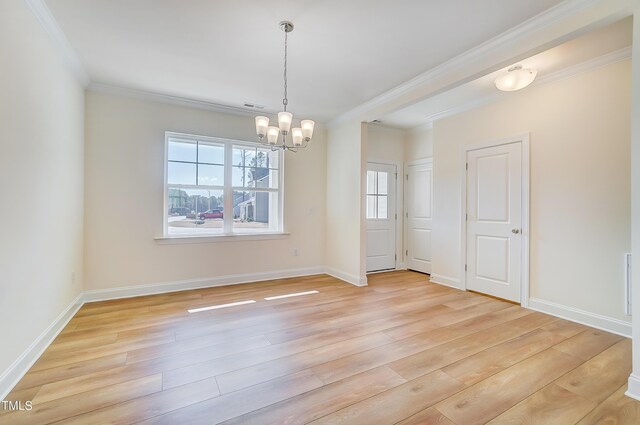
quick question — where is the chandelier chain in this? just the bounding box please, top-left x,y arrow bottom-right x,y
283,28 -> 288,111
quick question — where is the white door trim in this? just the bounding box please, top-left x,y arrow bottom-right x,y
406,157 -> 433,167
460,134 -> 530,307
368,159 -> 403,271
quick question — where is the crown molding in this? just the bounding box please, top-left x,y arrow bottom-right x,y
24,0 -> 90,87
418,45 -> 631,126
535,45 -> 631,85
409,122 -> 434,133
88,82 -> 260,116
88,82 -> 327,128
328,0 -> 630,128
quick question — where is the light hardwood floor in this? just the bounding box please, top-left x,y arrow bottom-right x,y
2,271 -> 639,424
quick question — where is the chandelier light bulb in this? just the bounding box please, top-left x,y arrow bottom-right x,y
495,65 -> 538,92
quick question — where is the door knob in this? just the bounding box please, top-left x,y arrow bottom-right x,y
512,229 -> 520,234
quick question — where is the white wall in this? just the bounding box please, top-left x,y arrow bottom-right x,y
84,92 -> 326,290
0,0 -> 85,380
628,9 -> 640,399
325,122 -> 367,284
367,124 -> 406,163
432,59 -> 632,324
405,126 -> 433,162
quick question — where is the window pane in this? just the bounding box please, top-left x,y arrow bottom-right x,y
367,195 -> 377,219
167,188 -> 224,235
198,164 -> 224,186
232,166 -> 248,187
252,150 -> 269,168
168,162 -> 196,185
378,172 -> 388,195
248,168 -> 278,189
378,195 -> 388,219
168,140 -> 196,162
233,147 -> 256,168
367,171 -> 376,195
198,143 -> 224,164
258,148 -> 279,169
232,191 -> 278,233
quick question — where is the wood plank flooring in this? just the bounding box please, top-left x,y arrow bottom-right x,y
2,271 -> 639,424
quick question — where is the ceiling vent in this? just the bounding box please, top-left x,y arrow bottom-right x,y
243,103 -> 266,110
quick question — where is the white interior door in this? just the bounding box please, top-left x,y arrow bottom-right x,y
466,142 -> 522,302
366,163 -> 396,272
406,159 -> 433,274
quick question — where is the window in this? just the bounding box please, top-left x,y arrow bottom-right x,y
165,132 -> 283,237
366,170 -> 389,219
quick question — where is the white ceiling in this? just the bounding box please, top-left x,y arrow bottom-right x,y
46,0 -> 565,122
379,17 -> 633,129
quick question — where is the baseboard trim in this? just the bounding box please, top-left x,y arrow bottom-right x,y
324,267 -> 368,287
528,298 -> 631,338
626,374 -> 640,401
430,274 -> 462,290
82,267 -> 327,303
0,292 -> 84,401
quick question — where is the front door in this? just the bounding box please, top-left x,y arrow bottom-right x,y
466,142 -> 522,302
366,163 -> 397,272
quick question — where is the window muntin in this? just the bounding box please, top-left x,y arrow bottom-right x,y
366,170 -> 389,220
165,133 -> 283,237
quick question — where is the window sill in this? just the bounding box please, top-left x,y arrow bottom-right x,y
154,232 -> 290,245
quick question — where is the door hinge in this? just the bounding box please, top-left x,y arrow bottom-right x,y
466,162 -> 468,171
406,212 -> 408,218
466,213 -> 468,221
406,250 -> 408,256
395,254 -> 397,261
465,264 -> 468,272
406,174 -> 409,181
395,213 -> 397,220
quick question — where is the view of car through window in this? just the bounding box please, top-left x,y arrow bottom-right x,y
165,134 -> 282,236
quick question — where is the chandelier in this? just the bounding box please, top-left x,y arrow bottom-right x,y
254,21 -> 315,151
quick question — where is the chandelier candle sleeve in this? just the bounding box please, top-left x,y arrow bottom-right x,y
301,120 -> 315,141
278,111 -> 293,134
255,116 -> 269,138
292,128 -> 303,146
267,126 -> 280,144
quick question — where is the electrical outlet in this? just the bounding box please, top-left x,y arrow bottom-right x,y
293,248 -> 299,257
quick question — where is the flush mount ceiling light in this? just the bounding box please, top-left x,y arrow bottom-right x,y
494,65 -> 538,92
254,21 -> 315,152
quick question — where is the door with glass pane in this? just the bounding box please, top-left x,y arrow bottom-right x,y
366,163 -> 397,272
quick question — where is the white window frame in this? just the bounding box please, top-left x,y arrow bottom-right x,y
162,131 -> 285,240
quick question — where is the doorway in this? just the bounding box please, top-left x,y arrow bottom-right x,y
366,162 -> 397,272
463,136 -> 529,304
